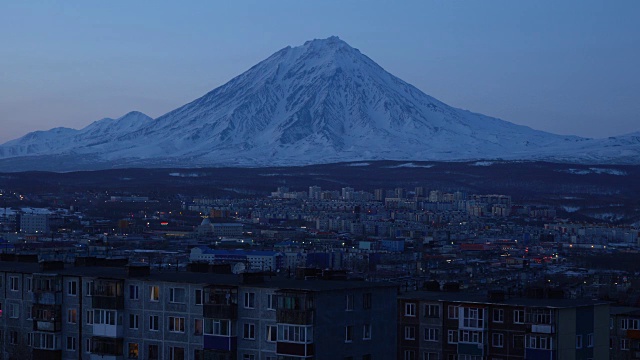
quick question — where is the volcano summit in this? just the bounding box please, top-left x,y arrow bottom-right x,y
1,36 -> 638,171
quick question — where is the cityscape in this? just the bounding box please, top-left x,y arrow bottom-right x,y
0,180 -> 639,359
2,1 -> 640,359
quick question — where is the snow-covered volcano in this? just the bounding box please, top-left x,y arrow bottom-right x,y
1,36 -> 638,171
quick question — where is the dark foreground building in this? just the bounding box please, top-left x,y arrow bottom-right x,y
0,258 -> 397,360
398,291 -> 609,360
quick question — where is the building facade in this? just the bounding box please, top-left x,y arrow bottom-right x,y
398,291 -> 609,360
0,259 -> 397,360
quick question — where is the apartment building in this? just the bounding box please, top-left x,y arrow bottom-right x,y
610,307 -> 640,360
398,291 -> 609,360
0,258 -> 397,360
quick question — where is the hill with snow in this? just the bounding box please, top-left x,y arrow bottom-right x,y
1,36 -> 638,171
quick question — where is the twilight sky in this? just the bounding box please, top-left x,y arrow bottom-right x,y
1,0 -> 639,143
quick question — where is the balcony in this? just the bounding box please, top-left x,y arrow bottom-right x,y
276,309 -> 314,325
32,304 -> 62,332
91,337 -> 123,357
201,350 -> 235,360
93,323 -> 124,338
32,291 -> 62,305
204,304 -> 238,319
92,296 -> 124,310
32,349 -> 62,360
203,335 -> 237,352
90,355 -> 123,360
204,286 -> 238,319
92,279 -> 124,310
530,324 -> 555,334
276,342 -> 314,357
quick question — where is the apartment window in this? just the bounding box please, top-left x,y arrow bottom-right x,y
67,280 -> 77,296
404,350 -> 416,360
148,344 -> 159,360
588,333 -> 593,347
426,304 -> 439,318
129,314 -> 139,330
9,276 -> 18,291
243,322 -> 256,340
169,288 -> 186,303
424,328 -> 439,342
448,305 -> 459,319
169,346 -> 185,360
277,324 -> 311,343
168,316 -> 185,333
462,307 -> 484,328
493,309 -> 504,323
513,310 -> 525,324
33,333 -> 59,350
527,335 -> 553,350
25,277 -> 32,292
204,318 -> 231,336
363,293 -> 372,309
460,330 -> 482,343
9,331 -> 18,345
149,285 -> 160,301
9,303 -> 19,318
531,309 -> 553,324
26,332 -> 33,346
363,324 -> 372,340
244,292 -> 255,308
242,355 -> 255,360
86,281 -> 94,296
195,289 -> 203,305
621,338 -> 629,350
128,343 -> 139,359
404,326 -> 416,340
94,309 -> 117,325
345,325 -> 354,342
194,319 -> 203,335
149,315 -> 159,331
267,293 -> 276,310
492,333 -> 504,348
129,285 -> 139,300
346,294 -> 354,311
67,308 -> 77,324
448,330 -> 458,344
26,305 -> 32,319
405,303 -> 416,317
86,310 -> 94,325
66,336 -> 76,351
266,325 -> 277,342
424,353 -> 438,360
576,335 -> 582,349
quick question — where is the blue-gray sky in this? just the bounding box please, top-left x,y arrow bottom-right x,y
1,0 -> 639,143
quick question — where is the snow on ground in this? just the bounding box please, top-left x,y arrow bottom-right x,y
385,163 -> 434,169
471,161 -> 494,166
169,172 -> 201,177
561,168 -> 627,176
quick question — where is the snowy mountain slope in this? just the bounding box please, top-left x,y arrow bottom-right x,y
0,36 -> 638,170
0,111 -> 153,158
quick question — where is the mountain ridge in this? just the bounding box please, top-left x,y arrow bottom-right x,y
1,36 -> 639,171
